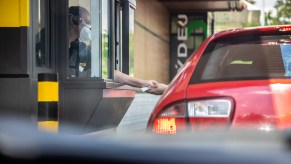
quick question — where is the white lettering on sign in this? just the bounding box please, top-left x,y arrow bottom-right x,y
177,43 -> 187,58
177,14 -> 188,40
175,14 -> 188,73
175,59 -> 184,71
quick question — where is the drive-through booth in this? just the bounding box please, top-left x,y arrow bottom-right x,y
0,0 -> 136,134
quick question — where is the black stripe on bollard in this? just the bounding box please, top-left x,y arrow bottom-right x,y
38,102 -> 58,121
38,73 -> 58,82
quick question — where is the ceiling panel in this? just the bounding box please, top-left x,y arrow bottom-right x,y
159,0 -> 246,12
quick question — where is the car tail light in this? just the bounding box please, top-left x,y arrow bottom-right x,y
152,102 -> 187,134
150,98 -> 233,134
188,99 -> 233,131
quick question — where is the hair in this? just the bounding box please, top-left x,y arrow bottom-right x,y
68,6 -> 89,25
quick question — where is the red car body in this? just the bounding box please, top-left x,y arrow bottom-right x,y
147,25 -> 291,134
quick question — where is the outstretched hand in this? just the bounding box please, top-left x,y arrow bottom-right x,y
143,80 -> 158,87
146,83 -> 168,95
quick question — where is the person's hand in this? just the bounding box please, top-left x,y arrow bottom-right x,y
143,80 -> 158,87
146,83 -> 168,95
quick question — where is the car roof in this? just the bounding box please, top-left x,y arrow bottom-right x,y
211,25 -> 291,41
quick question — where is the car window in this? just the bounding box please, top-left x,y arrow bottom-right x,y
190,35 -> 291,84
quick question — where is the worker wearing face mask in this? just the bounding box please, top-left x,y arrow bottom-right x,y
68,6 -> 91,77
79,18 -> 91,43
67,6 -> 167,94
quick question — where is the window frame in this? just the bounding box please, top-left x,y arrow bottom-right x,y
31,0 -> 56,79
32,0 -> 136,83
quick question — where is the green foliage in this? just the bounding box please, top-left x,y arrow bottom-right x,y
244,22 -> 261,27
129,32 -> 134,77
102,32 -> 109,78
246,0 -> 256,5
265,0 -> 291,25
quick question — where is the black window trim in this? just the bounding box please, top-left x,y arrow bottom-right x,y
31,0 -> 56,80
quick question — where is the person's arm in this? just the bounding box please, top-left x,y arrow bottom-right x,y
113,70 -> 157,88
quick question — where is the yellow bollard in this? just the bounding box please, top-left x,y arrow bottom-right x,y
37,73 -> 58,133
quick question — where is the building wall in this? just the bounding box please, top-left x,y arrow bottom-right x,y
134,0 -> 170,84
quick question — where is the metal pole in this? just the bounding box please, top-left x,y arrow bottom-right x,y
109,0 -> 116,79
262,0 -> 265,26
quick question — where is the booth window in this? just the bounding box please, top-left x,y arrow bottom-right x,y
120,0 -> 136,76
66,0 -> 135,80
128,5 -> 134,76
34,0 -> 51,69
68,0 -> 111,79
68,0 -> 110,79
101,0 -> 109,79
115,0 -> 122,72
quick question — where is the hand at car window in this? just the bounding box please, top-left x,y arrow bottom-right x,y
146,83 -> 168,95
143,80 -> 158,87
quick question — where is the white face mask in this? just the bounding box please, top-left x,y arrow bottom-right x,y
79,24 -> 91,42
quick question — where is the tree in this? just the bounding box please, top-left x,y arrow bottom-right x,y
246,0 -> 256,5
265,0 -> 291,25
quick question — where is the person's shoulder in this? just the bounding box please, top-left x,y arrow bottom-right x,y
70,39 -> 79,47
70,40 -> 87,48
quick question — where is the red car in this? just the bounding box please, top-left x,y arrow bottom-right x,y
147,25 -> 291,134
